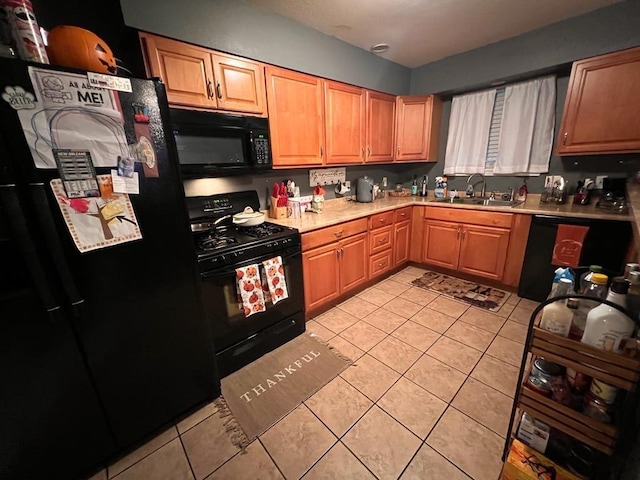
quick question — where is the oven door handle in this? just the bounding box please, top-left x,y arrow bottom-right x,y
201,249 -> 300,280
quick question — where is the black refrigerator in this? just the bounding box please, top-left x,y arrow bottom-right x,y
0,58 -> 220,480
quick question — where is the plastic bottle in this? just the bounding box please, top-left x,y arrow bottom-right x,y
548,268 -> 575,299
516,180 -> 528,202
540,278 -> 574,337
581,277 -> 634,354
580,265 -> 603,293
419,175 -> 428,197
411,175 -> 418,195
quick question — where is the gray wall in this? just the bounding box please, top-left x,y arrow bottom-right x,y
119,0 -> 410,95
409,0 -> 640,195
410,0 -> 640,95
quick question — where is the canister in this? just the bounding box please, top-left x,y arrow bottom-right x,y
589,378 -> 618,404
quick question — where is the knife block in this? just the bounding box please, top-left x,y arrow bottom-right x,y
269,197 -> 287,219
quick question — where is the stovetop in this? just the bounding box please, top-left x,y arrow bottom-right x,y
186,191 -> 300,271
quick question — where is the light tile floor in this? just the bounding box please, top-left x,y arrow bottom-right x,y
88,267 -> 537,480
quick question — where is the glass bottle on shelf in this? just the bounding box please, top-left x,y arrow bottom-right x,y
581,277 -> 634,353
411,175 -> 418,195
540,278 -> 574,337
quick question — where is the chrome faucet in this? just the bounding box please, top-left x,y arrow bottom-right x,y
466,173 -> 486,197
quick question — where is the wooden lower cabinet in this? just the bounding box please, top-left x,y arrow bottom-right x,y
302,232 -> 368,312
302,242 -> 341,311
458,224 -> 510,281
423,217 -> 510,281
394,220 -> 411,266
423,220 -> 461,270
370,250 -> 393,277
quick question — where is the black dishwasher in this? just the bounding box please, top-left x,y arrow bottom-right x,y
518,215 -> 632,302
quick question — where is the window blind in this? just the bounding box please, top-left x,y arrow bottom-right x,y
484,88 -> 505,176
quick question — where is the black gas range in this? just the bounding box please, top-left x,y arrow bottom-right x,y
186,191 -> 305,377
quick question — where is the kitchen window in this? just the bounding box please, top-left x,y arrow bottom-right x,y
444,75 -> 556,176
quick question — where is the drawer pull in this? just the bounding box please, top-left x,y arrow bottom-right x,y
400,213 -> 406,217
379,218 -> 385,223
334,230 -> 343,238
378,262 -> 386,268
378,238 -> 386,244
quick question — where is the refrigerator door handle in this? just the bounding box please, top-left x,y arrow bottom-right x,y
28,182 -> 85,317
0,183 -> 64,323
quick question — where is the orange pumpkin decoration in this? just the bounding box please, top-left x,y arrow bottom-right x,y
46,26 -> 116,74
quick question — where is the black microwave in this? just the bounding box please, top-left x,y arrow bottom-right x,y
169,109 -> 272,177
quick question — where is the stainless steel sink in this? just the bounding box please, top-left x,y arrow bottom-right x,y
429,197 -> 524,207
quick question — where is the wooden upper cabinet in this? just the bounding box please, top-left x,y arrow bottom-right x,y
140,32 -> 266,115
141,33 -> 216,109
366,91 -> 395,162
323,81 -> 365,164
211,53 -> 266,114
266,66 -> 325,167
558,46 -> 640,155
395,95 -> 442,162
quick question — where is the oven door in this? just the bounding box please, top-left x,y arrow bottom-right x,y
200,246 -> 304,353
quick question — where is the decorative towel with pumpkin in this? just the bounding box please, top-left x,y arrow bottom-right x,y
236,256 -> 288,317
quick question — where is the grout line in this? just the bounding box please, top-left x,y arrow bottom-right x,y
257,437 -> 288,479
177,434 -> 198,480
106,427 -> 178,479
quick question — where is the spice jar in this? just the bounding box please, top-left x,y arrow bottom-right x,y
527,358 -> 564,396
583,393 -> 612,423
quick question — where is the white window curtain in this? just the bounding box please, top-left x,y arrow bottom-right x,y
444,89 -> 496,175
493,75 -> 556,174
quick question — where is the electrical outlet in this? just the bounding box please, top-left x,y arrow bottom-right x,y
595,175 -> 607,189
345,181 -> 351,190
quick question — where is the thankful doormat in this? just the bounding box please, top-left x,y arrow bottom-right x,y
411,270 -> 510,312
214,333 -> 352,447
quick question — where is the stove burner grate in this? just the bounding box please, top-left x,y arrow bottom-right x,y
243,224 -> 285,238
198,234 -> 237,251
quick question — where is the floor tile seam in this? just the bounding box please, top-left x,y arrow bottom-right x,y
440,324 -> 497,354
260,403 -> 339,480
107,427 -> 178,479
339,363 -> 405,408
176,407 -> 219,436
450,381 -> 514,439
422,351 -> 482,377
257,437 -> 288,480
335,301 -> 379,320
442,405 -> 505,442
482,349 -> 524,368
367,341 -> 423,375
455,313 -> 508,334
495,331 -> 525,345
328,334 -> 366,359
358,313 -> 409,337
375,387 -> 446,442
389,329 -> 443,354
425,405 -> 503,480
355,290 -> 396,308
176,433 -> 198,480
400,317 -> 445,337
335,439 -> 385,480
404,352 -> 470,403
412,440 -> 474,480
465,373 -> 517,399
314,316 -> 355,335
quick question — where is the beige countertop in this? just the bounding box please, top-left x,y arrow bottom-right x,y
269,193 -> 632,233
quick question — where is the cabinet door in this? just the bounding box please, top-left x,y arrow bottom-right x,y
340,232 -> 368,294
394,220 -> 411,266
458,224 -> 510,281
557,46 -> 640,155
265,67 -> 324,167
366,90 -> 395,162
324,81 -> 365,164
303,243 -> 340,311
211,52 -> 266,115
423,219 -> 461,270
140,33 -> 216,109
395,95 -> 442,161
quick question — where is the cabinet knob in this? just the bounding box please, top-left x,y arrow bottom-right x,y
397,146 -> 400,155
378,262 -> 386,268
320,145 -> 323,157
333,230 -> 343,238
216,82 -> 222,99
378,238 -> 385,243
563,132 -> 568,145
379,218 -> 385,223
367,146 -> 371,157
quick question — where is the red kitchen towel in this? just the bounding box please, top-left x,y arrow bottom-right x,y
552,224 -> 589,267
262,256 -> 289,305
236,264 -> 266,317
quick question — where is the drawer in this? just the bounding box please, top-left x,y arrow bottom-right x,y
369,225 -> 393,254
369,250 -> 393,277
302,218 -> 368,251
370,211 -> 394,229
394,206 -> 412,223
424,206 -> 513,229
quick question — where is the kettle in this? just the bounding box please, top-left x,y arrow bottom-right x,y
356,176 -> 374,203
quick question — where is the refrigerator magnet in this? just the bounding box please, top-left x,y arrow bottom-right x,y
132,102 -> 150,123
1,85 -> 36,110
53,149 -> 100,198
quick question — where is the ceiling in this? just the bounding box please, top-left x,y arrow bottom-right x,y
247,0 -> 621,68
